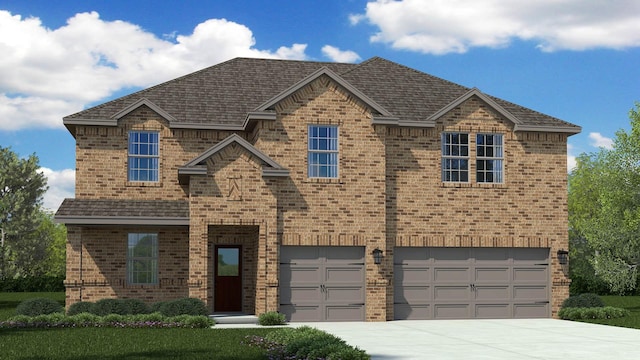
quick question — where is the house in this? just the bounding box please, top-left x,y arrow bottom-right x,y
55,57 -> 580,321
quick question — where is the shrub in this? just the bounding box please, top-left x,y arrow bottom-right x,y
559,306 -> 630,320
258,311 -> 286,326
69,313 -> 101,327
67,301 -> 95,316
0,313 -> 214,329
93,299 -> 128,316
0,276 -> 64,292
121,298 -> 150,314
247,326 -> 369,360
158,298 -> 208,316
562,293 -> 605,309
15,298 -> 64,317
150,301 -> 165,313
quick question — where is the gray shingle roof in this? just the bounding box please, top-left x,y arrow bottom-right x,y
55,199 -> 189,225
63,57 -> 580,133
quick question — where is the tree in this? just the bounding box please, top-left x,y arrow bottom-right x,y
569,103 -> 640,294
0,146 -> 48,279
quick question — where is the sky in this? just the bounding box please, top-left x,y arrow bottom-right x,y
0,0 -> 638,211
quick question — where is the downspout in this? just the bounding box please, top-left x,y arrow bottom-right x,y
79,228 -> 83,302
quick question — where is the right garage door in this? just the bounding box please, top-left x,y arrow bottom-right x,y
394,247 -> 550,320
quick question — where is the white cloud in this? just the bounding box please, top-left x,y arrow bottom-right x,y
38,168 -> 75,211
0,11 -> 309,131
354,0 -> 640,54
567,144 -> 577,172
321,45 -> 361,63
589,132 -> 614,149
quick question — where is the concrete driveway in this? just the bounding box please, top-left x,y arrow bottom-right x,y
290,319 -> 640,360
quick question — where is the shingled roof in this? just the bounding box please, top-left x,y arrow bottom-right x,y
63,56 -> 580,134
56,199 -> 189,225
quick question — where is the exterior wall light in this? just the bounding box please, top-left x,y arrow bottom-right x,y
557,249 -> 569,265
372,248 -> 383,265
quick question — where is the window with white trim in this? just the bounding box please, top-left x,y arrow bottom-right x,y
476,134 -> 503,183
308,125 -> 339,178
128,131 -> 159,182
441,132 -> 469,182
127,233 -> 158,285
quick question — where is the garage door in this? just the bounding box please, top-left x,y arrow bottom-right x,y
280,246 -> 365,322
394,247 -> 549,320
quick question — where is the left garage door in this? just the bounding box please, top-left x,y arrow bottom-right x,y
279,246 -> 365,322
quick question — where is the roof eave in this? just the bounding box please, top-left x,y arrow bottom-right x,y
514,124 -> 582,135
54,216 -> 190,226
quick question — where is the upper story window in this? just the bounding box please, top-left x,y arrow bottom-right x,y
127,233 -> 158,285
128,131 -> 159,182
308,125 -> 339,178
441,132 -> 469,182
476,134 -> 503,183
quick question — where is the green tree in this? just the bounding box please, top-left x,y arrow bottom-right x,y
569,103 -> 640,294
0,146 -> 48,279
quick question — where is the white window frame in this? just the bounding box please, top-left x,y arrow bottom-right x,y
441,132 -> 469,182
308,125 -> 339,178
476,133 -> 504,183
128,131 -> 159,182
126,233 -> 158,285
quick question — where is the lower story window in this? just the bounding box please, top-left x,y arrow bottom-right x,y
127,233 -> 158,285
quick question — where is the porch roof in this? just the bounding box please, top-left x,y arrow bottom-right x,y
54,199 -> 189,225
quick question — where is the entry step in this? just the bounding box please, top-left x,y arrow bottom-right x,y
210,313 -> 259,324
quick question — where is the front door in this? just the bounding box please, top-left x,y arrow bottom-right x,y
214,245 -> 242,312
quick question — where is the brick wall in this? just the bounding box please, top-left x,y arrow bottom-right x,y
65,226 -> 189,308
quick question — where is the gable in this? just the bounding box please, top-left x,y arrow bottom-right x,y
178,134 -> 288,184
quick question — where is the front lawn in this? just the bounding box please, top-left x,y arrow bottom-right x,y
0,327 -> 275,359
578,295 -> 640,329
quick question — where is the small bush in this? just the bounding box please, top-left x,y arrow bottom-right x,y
15,298 -> 64,317
69,313 -> 101,326
0,313 -> 214,329
67,301 -> 95,316
92,299 -> 127,316
258,311 -> 286,326
248,326 -> 369,360
562,293 -> 605,309
121,298 -> 150,314
158,298 -> 208,316
559,306 -> 629,320
150,301 -> 165,313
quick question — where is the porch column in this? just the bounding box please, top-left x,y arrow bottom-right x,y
188,220 -> 209,308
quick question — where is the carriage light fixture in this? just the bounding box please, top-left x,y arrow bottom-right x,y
372,248 -> 383,265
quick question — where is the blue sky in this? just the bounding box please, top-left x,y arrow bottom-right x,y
0,0 -> 639,210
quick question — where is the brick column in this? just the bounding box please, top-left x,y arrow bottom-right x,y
188,221 -> 209,309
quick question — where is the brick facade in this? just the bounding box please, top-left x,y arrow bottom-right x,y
59,58 -> 574,320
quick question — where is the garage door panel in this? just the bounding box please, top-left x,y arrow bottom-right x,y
474,286 -> 509,300
434,286 -> 470,301
432,248 -> 469,262
395,286 -> 430,303
475,267 -> 509,282
434,304 -> 470,319
326,305 -> 365,322
395,247 -> 429,263
514,303 -> 548,318
513,267 -> 548,282
281,305 -> 321,322
394,304 -> 429,320
281,266 -> 321,283
325,247 -> 364,262
325,267 -> 364,283
475,304 -> 510,318
282,286 -> 321,304
281,247 -> 321,263
326,286 -> 364,303
434,267 -> 470,282
395,266 -> 430,284
474,248 -> 509,262
513,248 -> 549,263
513,286 -> 548,300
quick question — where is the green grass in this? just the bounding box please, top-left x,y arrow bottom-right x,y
0,292 -> 64,320
0,328 -> 274,359
577,295 -> 640,329
0,292 -> 275,359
